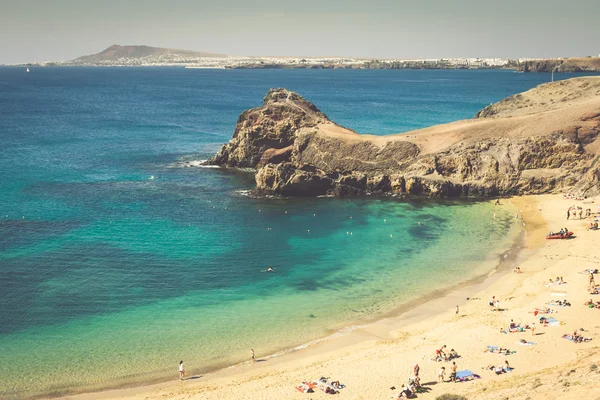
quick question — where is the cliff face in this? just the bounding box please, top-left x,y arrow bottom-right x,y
211,78 -> 600,198
516,57 -> 600,73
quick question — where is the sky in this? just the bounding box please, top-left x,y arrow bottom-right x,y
1,0 -> 599,64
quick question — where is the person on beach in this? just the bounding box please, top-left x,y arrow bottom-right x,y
179,360 -> 184,380
589,272 -> 596,289
513,266 -> 521,273
489,296 -> 496,309
531,322 -> 536,336
494,299 -> 500,311
438,366 -> 446,383
450,362 -> 457,383
449,349 -> 458,360
435,345 -> 447,361
250,349 -> 255,362
456,305 -> 459,315
413,363 -> 420,377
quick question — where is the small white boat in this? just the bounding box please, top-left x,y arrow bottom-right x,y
26,67 -> 30,73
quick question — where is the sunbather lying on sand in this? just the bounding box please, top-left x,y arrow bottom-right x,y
547,300 -> 571,307
484,361 -> 512,374
533,307 -> 556,315
485,346 -> 514,355
584,299 -> 600,308
563,333 -> 593,343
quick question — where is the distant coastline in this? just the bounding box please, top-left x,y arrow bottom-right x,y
13,44 -> 600,72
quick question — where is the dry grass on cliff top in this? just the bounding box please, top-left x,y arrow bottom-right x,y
317,76 -> 600,156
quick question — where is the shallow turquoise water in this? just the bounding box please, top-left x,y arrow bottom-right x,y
1,67 -> 588,398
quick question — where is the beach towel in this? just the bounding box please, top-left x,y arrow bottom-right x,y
455,370 -> 480,382
486,346 -> 515,355
516,341 -> 535,346
296,382 -> 316,393
508,325 -> 528,333
540,317 -> 564,327
547,301 -> 570,307
533,308 -> 556,314
317,378 -> 345,392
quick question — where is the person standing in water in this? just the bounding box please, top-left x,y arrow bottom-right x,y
179,360 -> 185,380
250,349 -> 255,362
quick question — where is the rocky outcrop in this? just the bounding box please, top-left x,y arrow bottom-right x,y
212,89 -> 329,168
516,57 -> 600,73
210,78 -> 600,198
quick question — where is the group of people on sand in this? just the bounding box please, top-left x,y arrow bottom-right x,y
488,296 -> 501,311
562,193 -> 586,201
566,206 -> 589,220
548,276 -> 566,286
394,364 -> 421,398
548,227 -> 570,237
433,345 -> 459,362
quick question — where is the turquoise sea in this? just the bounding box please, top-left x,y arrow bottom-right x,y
0,68 -> 594,399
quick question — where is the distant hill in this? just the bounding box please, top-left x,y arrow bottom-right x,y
70,45 -> 227,64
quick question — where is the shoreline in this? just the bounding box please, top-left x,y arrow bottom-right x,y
51,198 -> 532,400
54,193 -> 600,399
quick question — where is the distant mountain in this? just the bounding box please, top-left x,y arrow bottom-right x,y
69,45 -> 227,64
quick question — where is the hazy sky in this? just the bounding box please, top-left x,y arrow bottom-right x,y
1,0 -> 599,64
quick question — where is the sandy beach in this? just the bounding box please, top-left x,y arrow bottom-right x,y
54,193 -> 600,400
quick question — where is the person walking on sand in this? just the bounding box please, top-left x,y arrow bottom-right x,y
456,305 -> 459,315
450,362 -> 457,383
179,360 -> 184,380
250,348 -> 255,363
531,322 -> 536,336
589,272 -> 596,289
413,363 -> 420,378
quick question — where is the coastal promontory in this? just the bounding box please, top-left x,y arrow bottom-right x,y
211,77 -> 600,197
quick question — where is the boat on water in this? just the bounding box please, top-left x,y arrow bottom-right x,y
26,67 -> 30,73
546,231 -> 573,240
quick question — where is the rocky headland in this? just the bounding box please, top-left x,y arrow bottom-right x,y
516,57 -> 600,73
210,77 -> 600,198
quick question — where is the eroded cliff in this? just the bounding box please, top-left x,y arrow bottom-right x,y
211,78 -> 600,197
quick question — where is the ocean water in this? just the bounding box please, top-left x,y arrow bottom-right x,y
0,67 -> 593,398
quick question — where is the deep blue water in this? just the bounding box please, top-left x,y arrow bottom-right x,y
0,67 -> 595,398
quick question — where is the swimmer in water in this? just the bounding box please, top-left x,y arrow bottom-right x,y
266,267 -> 274,272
